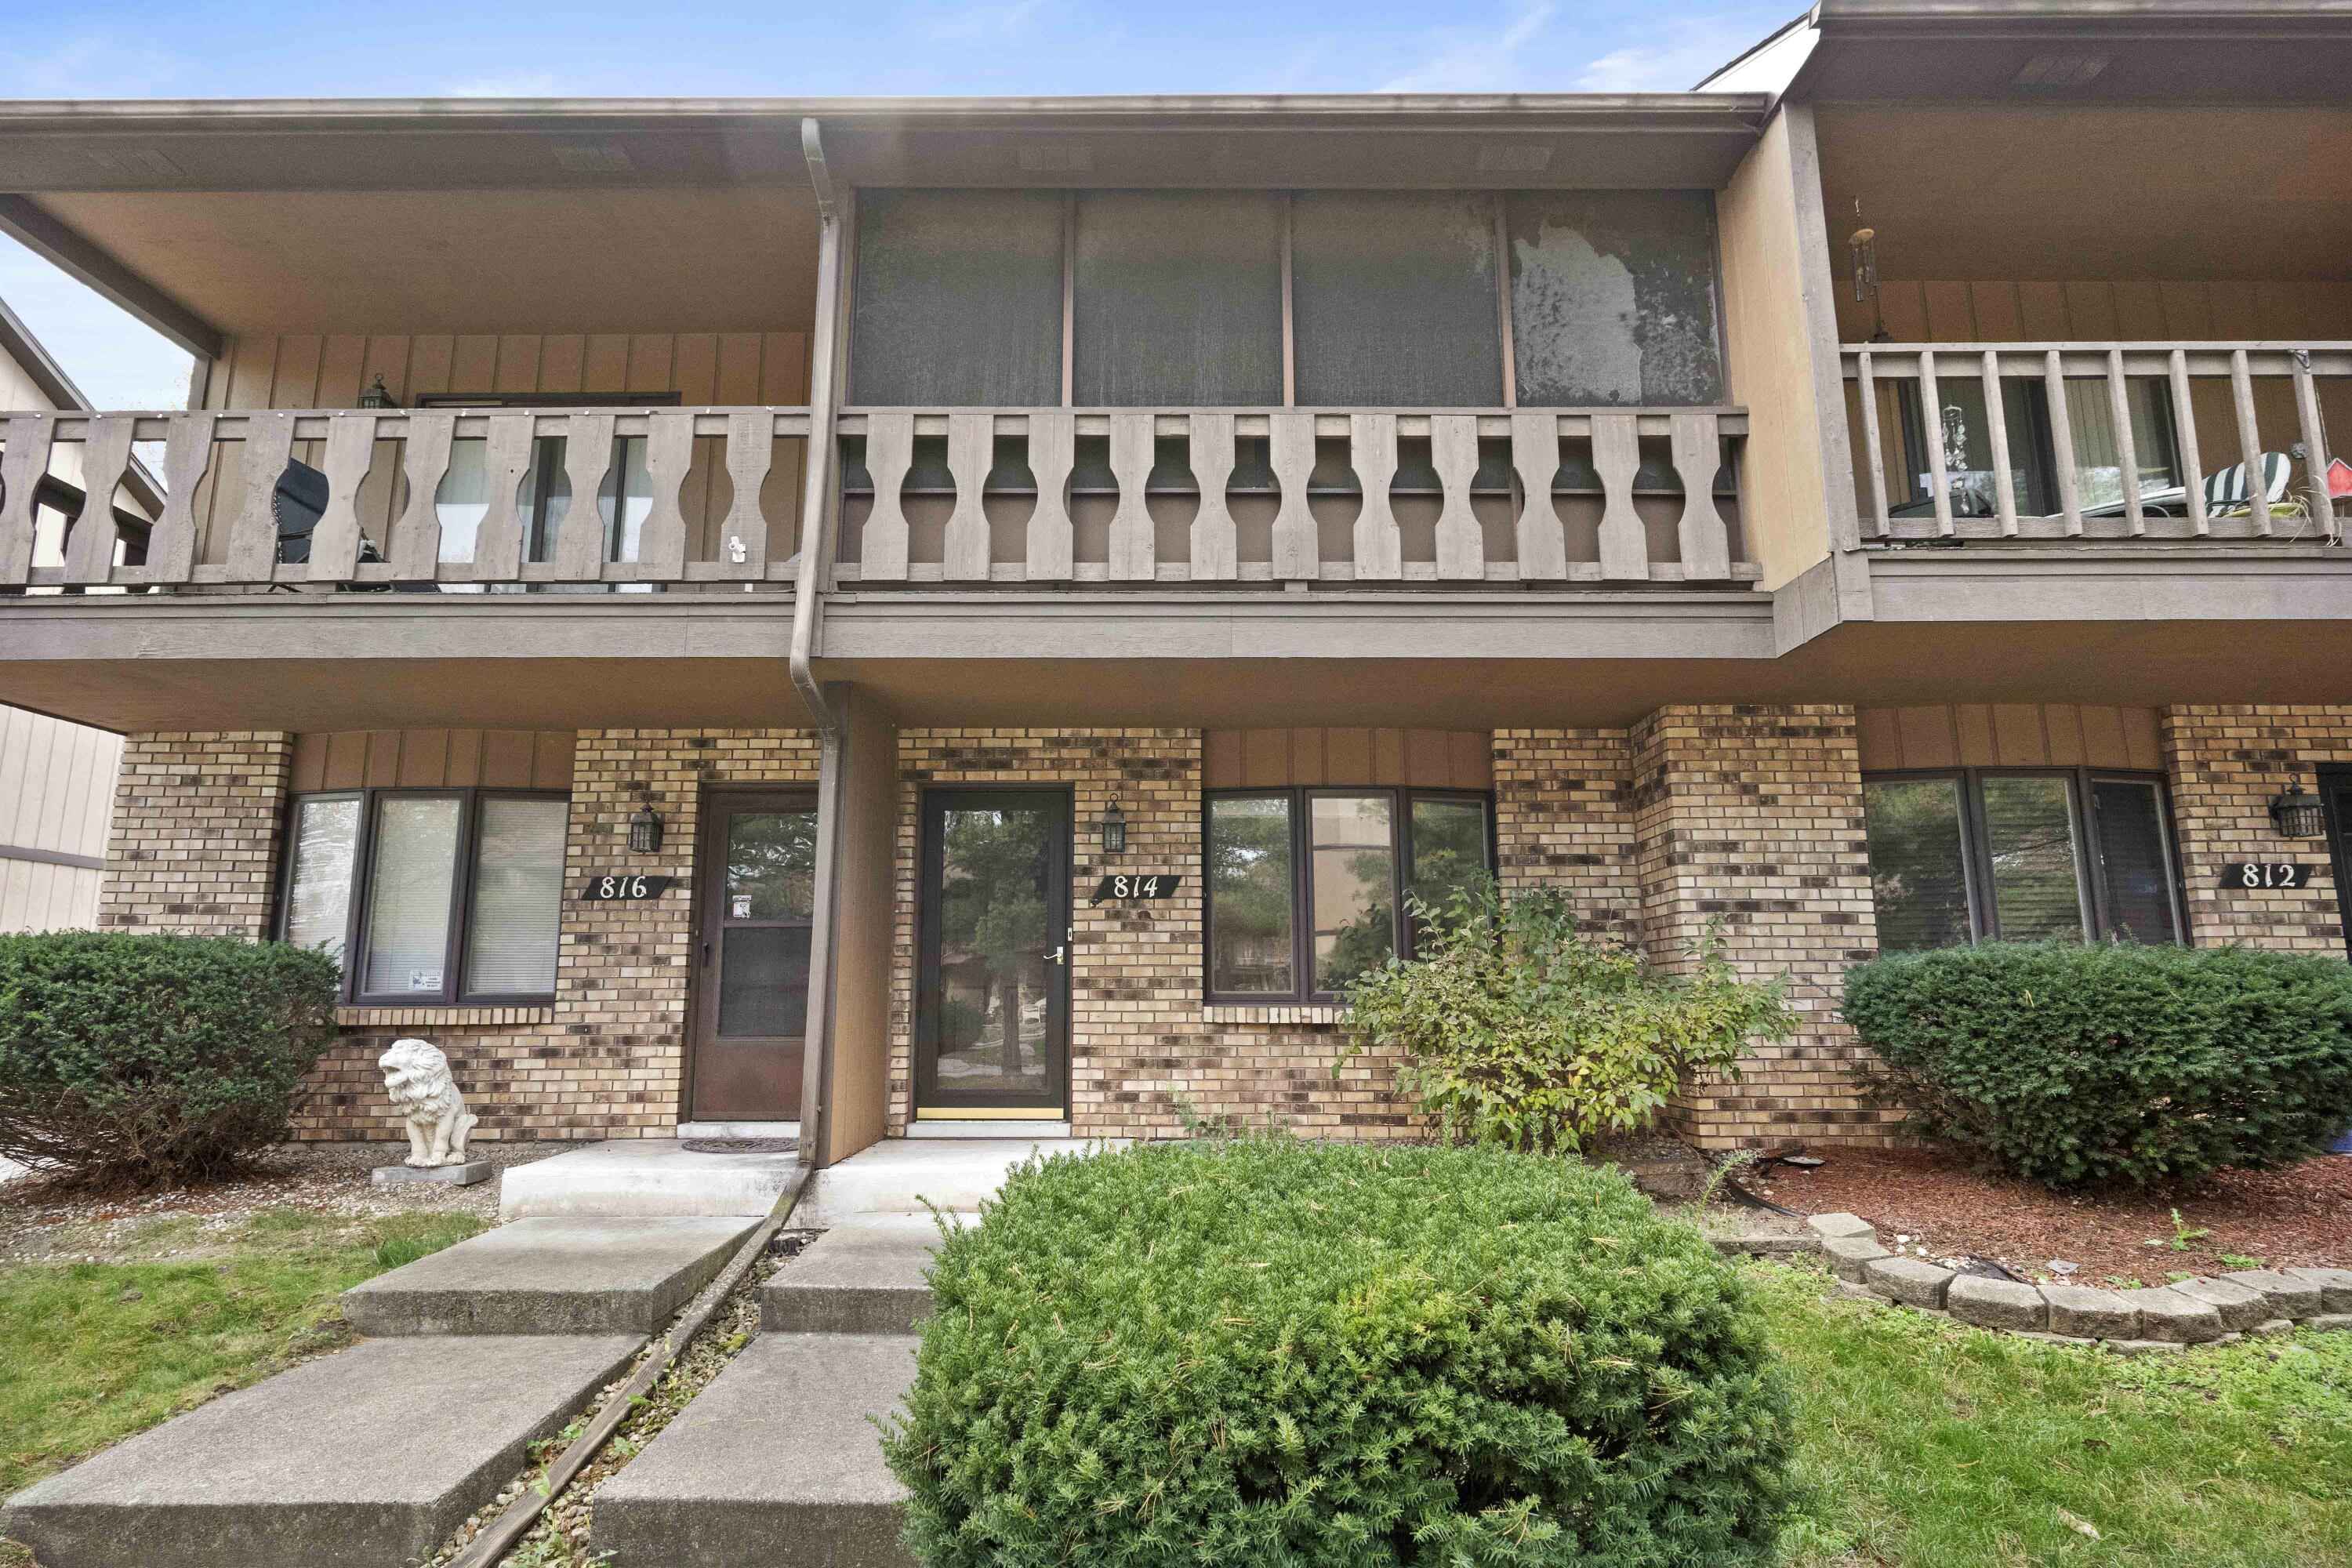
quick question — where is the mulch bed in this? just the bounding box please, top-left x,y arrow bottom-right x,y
1748,1146 -> 2352,1288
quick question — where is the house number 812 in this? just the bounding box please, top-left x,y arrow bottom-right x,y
2222,862 -> 2313,890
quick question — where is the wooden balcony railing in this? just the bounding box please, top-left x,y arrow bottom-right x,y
1844,342 -> 2347,543
0,403 -> 1757,594
835,407 -> 1753,586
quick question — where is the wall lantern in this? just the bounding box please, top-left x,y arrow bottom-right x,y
2270,782 -> 2325,840
357,374 -> 399,410
1100,798 -> 1127,856
628,792 -> 665,854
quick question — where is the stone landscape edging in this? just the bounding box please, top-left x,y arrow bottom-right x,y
1806,1211 -> 2352,1353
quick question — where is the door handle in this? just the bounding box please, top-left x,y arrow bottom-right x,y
1046,945 -> 1067,966
700,939 -> 713,967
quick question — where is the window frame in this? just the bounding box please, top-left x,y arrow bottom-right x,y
1863,766 -> 2187,947
279,786 -> 570,1007
1202,785 -> 1496,1005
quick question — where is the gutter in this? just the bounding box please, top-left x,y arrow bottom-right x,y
788,116 -> 848,1171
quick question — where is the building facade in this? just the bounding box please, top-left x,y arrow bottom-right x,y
3,2 -> 2349,1165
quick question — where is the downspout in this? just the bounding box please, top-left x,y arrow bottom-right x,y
790,116 -> 849,1169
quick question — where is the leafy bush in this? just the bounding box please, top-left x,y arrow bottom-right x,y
0,931 -> 339,1189
1341,883 -> 1796,1152
884,1138 -> 1791,1567
1844,941 -> 2352,1188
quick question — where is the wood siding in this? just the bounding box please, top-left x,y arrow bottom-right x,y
1853,703 -> 2162,773
0,704 -> 119,932
1202,728 -> 1493,790
288,729 -> 575,793
193,331 -> 811,570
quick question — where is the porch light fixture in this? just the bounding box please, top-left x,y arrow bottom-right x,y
1100,798 -> 1127,856
627,792 -> 665,854
2270,782 -> 2325,840
357,374 -> 398,409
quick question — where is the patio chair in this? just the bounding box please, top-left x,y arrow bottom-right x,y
271,459 -> 427,590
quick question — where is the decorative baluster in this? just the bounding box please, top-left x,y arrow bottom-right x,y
63,414 -> 137,584
1592,412 -> 1647,580
0,412 -> 55,583
636,410 -> 693,578
1269,412 -> 1317,580
859,412 -> 914,579
941,412 -> 993,580
387,412 -> 453,580
466,413 -> 535,579
1185,413 -> 1236,582
1106,412 -> 1157,581
718,408 -> 774,575
306,411 -> 379,581
1024,411 -> 1076,581
2228,349 -> 2270,536
141,412 -> 213,584
2292,352 -> 2335,538
225,412 -> 296,581
2104,348 -> 2144,535
1348,413 -> 1400,580
1508,412 -> 1567,580
2045,350 -> 2083,535
2169,349 -> 2207,536
1432,415 -> 1483,579
552,411 -> 616,579
1855,350 -> 1891,537
1668,413 -> 1731,580
1919,350 -> 1953,537
1980,352 -> 2018,536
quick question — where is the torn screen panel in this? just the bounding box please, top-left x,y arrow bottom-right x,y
1074,191 -> 1284,408
851,189 -> 1065,407
1291,191 -> 1504,408
1506,191 -> 1726,407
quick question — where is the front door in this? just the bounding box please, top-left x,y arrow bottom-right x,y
2325,768 -> 2352,960
915,789 -> 1071,1119
688,791 -> 818,1122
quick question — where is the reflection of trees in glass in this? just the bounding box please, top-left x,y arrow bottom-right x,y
728,811 -> 818,920
1317,846 -> 1394,992
1208,797 -> 1292,993
1862,781 -> 1973,953
940,809 -> 1052,1077
1981,777 -> 2083,941
1407,799 -> 1486,949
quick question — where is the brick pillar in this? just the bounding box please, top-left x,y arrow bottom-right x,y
1628,706 -> 1889,1149
96,731 -> 293,939
2161,706 -> 2352,954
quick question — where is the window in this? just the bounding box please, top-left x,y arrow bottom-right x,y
1863,769 -> 2184,953
1206,789 -> 1493,1002
278,789 -> 569,1002
1886,376 -> 2180,521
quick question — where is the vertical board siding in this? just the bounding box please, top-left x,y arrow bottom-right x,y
0,705 -> 122,932
287,729 -> 577,793
1853,704 -> 2162,772
1201,728 -> 1494,790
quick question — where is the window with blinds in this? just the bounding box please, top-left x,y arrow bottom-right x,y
463,797 -> 568,996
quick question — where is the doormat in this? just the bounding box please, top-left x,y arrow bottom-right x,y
681,1138 -> 798,1155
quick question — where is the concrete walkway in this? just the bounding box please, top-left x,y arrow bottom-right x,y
791,1134 -> 1117,1229
343,1214 -> 759,1336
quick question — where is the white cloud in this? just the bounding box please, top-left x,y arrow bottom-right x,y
445,71 -> 562,98
1378,3 -> 1555,93
1575,16 -> 1757,93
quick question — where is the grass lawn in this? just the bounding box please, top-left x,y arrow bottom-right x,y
0,1207 -> 486,1504
1759,1263 -> 2352,1566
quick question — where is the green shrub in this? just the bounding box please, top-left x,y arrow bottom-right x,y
1844,941 -> 2352,1188
0,931 -> 340,1189
883,1138 -> 1793,1567
1340,883 -> 1796,1153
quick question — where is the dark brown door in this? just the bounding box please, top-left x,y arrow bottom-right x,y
914,789 -> 1071,1117
689,791 -> 818,1121
2325,768 -> 2352,960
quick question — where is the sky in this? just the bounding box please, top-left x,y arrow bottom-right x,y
0,0 -> 1798,410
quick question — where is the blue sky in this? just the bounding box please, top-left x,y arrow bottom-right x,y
0,0 -> 1795,408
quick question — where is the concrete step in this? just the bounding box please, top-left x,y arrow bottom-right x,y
590,1331 -> 919,1568
343,1216 -> 759,1336
2,1334 -> 639,1568
499,1138 -> 804,1221
795,1137 -> 1115,1229
764,1227 -> 936,1335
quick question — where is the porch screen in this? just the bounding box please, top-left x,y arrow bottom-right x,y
463,797 -> 567,995
1072,191 -> 1285,408
1290,191 -> 1504,408
1504,191 -> 1725,407
851,189 -> 1065,406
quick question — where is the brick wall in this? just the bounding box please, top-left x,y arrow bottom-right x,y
96,732 -> 292,938
2161,706 -> 2352,954
1492,728 -> 1638,940
887,730 -> 1417,1141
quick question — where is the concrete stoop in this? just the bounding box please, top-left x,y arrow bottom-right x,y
763,1227 -> 937,1335
500,1138 -> 805,1221
0,1334 -> 640,1568
344,1216 -> 760,1336
590,1332 -> 921,1568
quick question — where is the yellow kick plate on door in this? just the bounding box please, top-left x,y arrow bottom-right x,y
915,1107 -> 1065,1120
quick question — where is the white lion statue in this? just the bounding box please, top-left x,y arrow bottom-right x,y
379,1038 -> 479,1167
